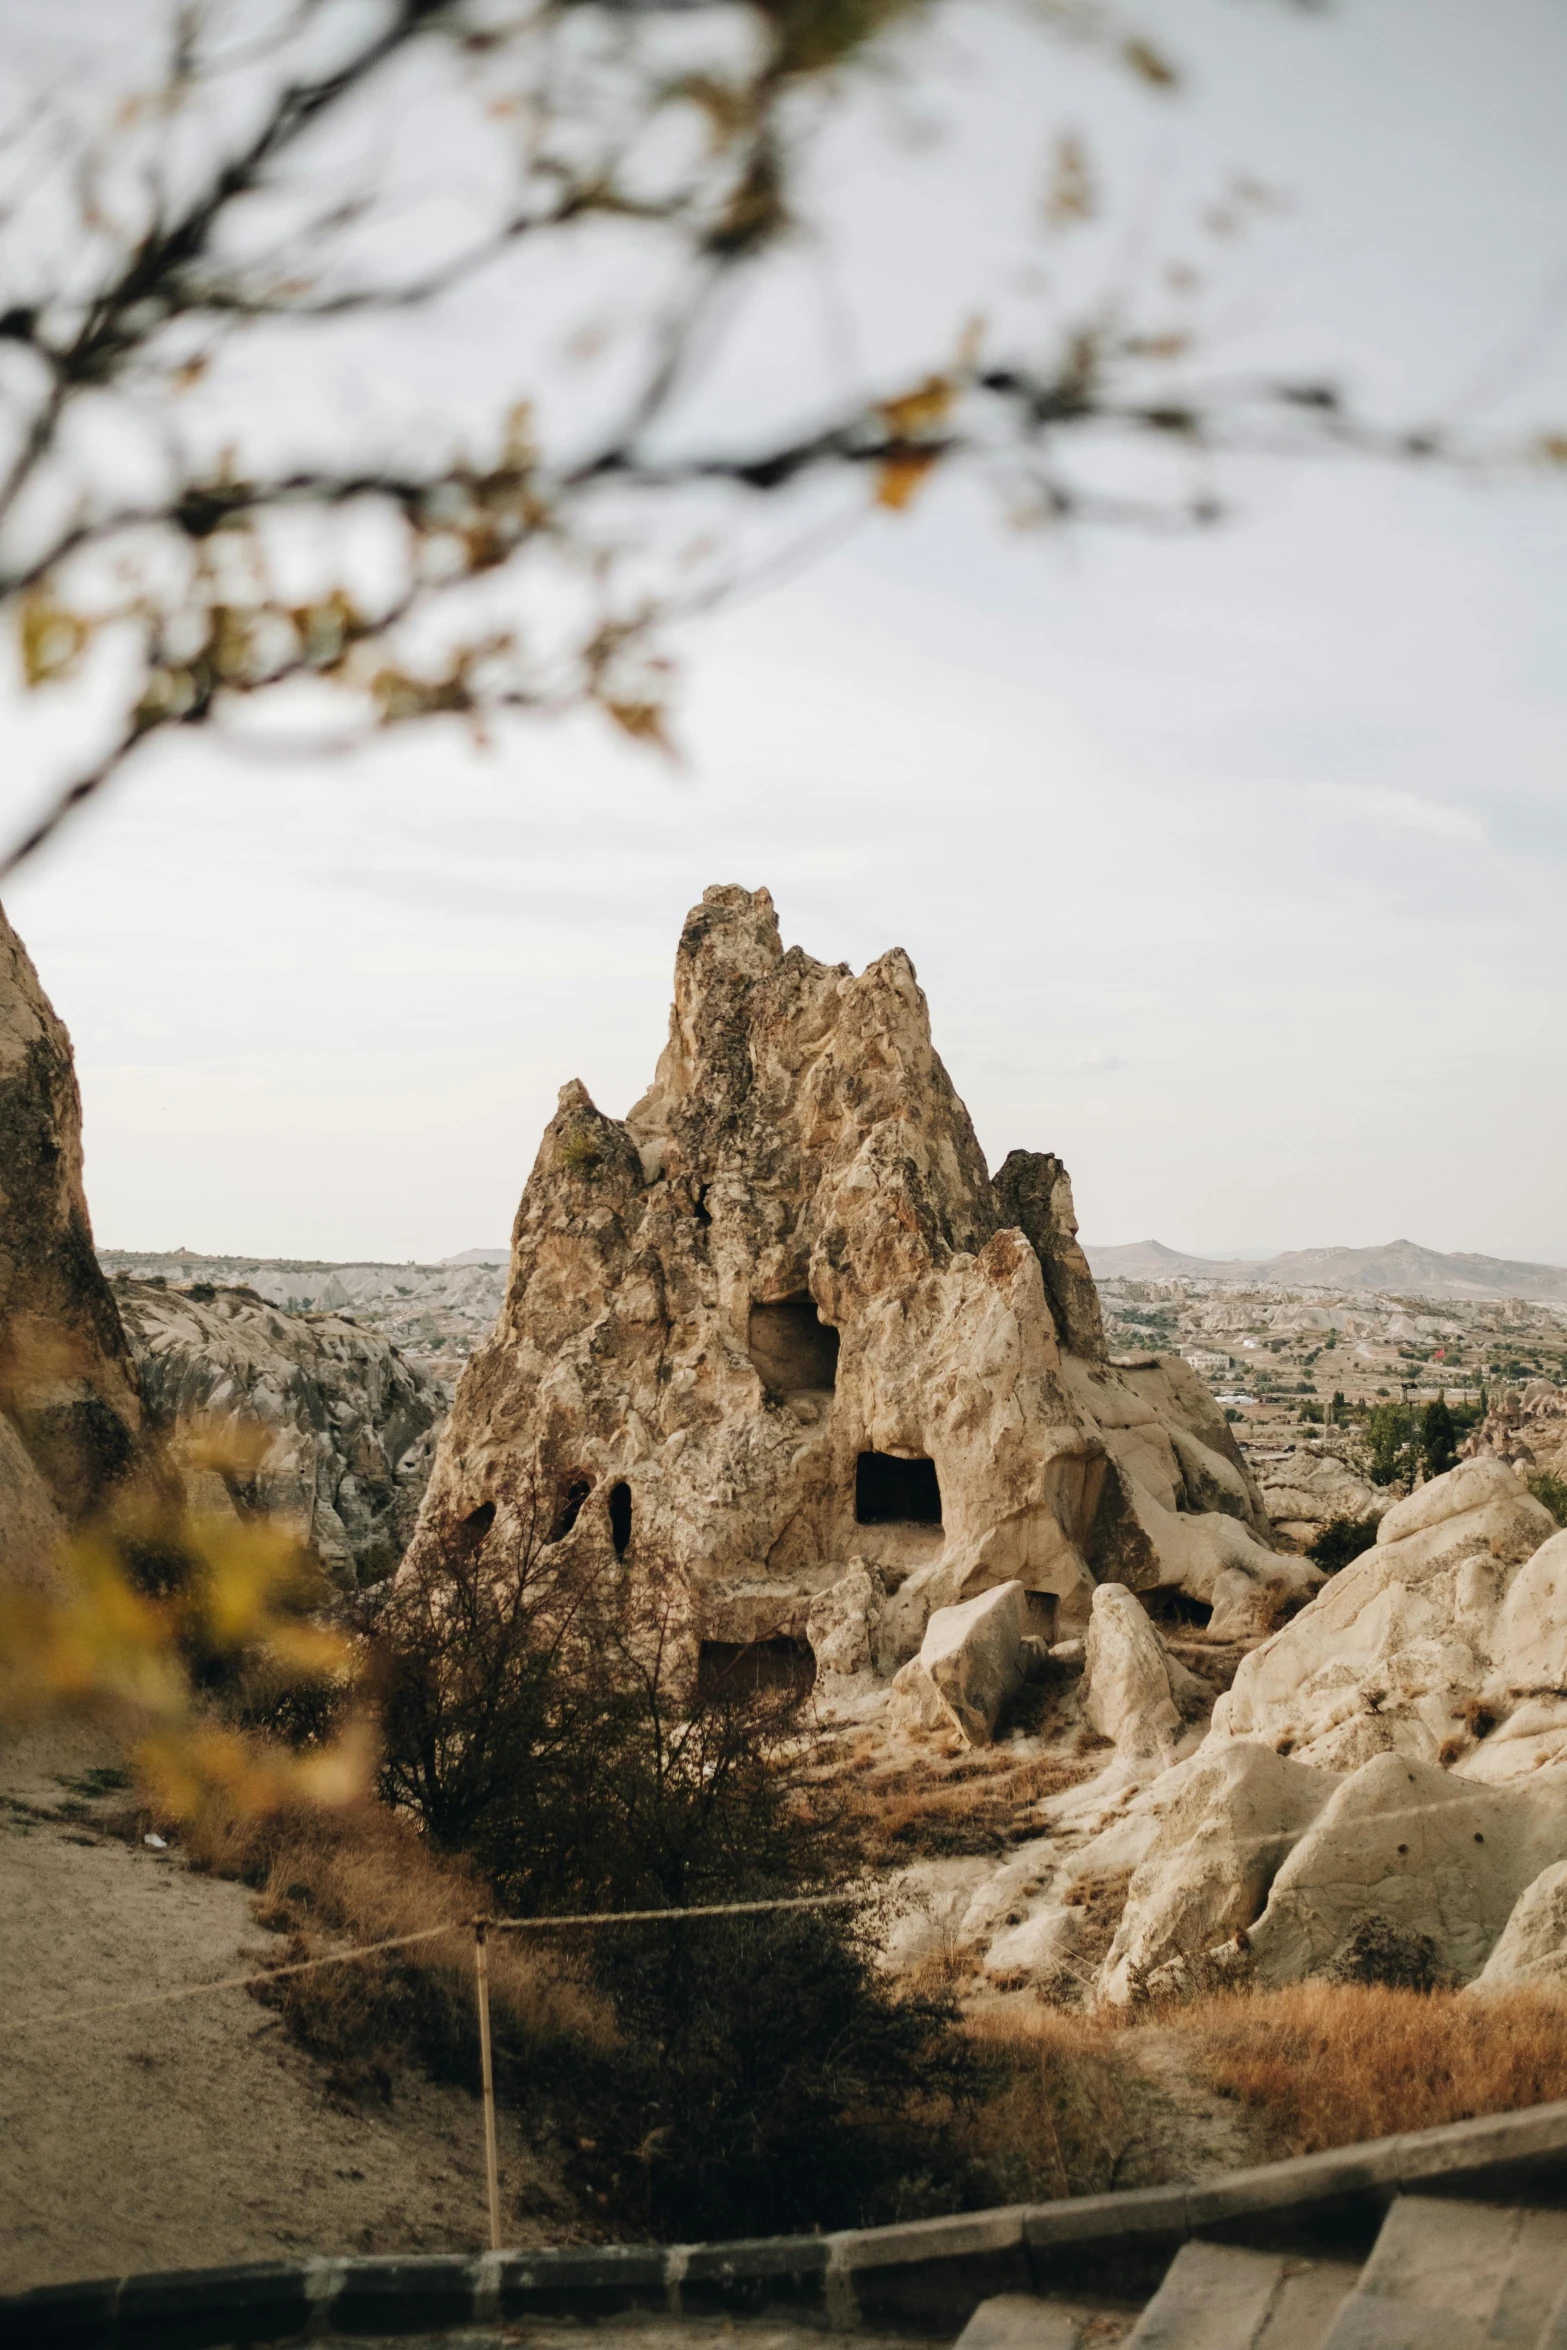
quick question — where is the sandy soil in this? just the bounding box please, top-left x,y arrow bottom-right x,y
0,1725 -> 555,2295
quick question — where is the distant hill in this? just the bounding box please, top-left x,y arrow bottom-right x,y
442,1247 -> 510,1265
1083,1236 -> 1567,1302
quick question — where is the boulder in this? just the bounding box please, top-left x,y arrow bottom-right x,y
1208,1457 -> 1558,1776
1097,1741 -> 1337,2001
112,1279 -> 443,1585
1243,1752 -> 1567,1989
1082,1584 -> 1180,1764
806,1559 -> 885,1680
1473,1860 -> 1567,1991
405,885 -> 1284,1665
0,900 -> 169,1576
887,1579 -> 1029,1745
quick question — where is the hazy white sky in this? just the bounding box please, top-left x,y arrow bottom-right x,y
4,0 -> 1567,1264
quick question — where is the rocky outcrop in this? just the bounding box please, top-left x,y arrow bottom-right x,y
888,1580 -> 1030,1745
1474,1860 -> 1567,1990
112,1279 -> 443,1585
0,901 -> 168,1581
407,886 -> 1304,1676
1206,1458 -> 1558,1777
1256,1447 -> 1389,1552
1082,1583 -> 1180,1766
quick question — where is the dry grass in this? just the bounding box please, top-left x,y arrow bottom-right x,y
959,2002 -> 1151,2200
163,1794 -> 608,2100
835,1730 -> 1097,1864
1165,1981 -> 1567,2157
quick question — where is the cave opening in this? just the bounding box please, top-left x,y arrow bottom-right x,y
697,1637 -> 817,1700
855,1451 -> 942,1526
1137,1586 -> 1212,1630
747,1297 -> 839,1395
463,1499 -> 496,1541
608,1480 -> 632,1559
548,1474 -> 593,1545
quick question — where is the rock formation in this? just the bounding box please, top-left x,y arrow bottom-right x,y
408,885 -> 1311,1700
0,901 -> 169,1584
1205,1457 -> 1560,1777
111,1278 -> 443,1585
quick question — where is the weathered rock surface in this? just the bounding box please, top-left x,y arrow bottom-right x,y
0,901 -> 167,1581
1256,1448 -> 1389,1551
1207,1457 -> 1558,1777
408,884 -> 1297,1681
1243,1752 -> 1567,1989
112,1279 -> 443,1584
888,1580 -> 1029,1745
1096,1741 -> 1338,2000
1474,1859 -> 1567,1990
1082,1583 -> 1180,1766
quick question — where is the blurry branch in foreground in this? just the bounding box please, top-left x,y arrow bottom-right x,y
0,0 -> 1559,874
0,1425 -> 372,1823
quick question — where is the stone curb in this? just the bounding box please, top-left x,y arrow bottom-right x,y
8,2099 -> 1567,2347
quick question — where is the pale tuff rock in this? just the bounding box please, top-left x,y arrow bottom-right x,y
1243,1752 -> 1567,1990
806,1560 -> 886,1682
887,1580 -> 1031,1746
1258,1448 -> 1389,1552
0,901 -> 168,1580
1082,1583 -> 1180,1765
408,884 -> 1296,1687
1206,1457 -> 1557,1778
1474,1860 -> 1567,1990
1095,1742 -> 1337,2002
113,1279 -> 443,1585
1466,1378 -> 1567,1485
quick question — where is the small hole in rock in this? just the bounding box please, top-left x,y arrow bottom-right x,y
608,1480 -> 632,1559
463,1500 -> 496,1540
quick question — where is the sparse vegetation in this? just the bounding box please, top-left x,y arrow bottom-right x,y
1529,1472 -> 1567,1527
1307,1514 -> 1381,1572
1168,1983 -> 1567,2157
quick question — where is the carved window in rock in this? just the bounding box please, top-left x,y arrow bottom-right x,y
747,1297 -> 839,1397
608,1479 -> 632,1559
548,1473 -> 594,1545
854,1452 -> 942,1526
460,1499 -> 496,1549
697,1637 -> 817,1700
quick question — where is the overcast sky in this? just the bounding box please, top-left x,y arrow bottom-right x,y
4,0 -> 1566,1265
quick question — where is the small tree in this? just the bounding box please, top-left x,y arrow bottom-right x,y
1420,1397 -> 1458,1480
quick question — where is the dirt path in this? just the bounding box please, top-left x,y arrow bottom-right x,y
0,1728 -> 555,2294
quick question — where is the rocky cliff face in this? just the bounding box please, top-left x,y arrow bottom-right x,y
111,1279 -> 444,1585
0,902 -> 168,1584
409,885 -> 1310,1661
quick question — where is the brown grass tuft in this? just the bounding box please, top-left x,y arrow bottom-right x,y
169,1793 -> 608,2099
1167,1981 -> 1567,2156
960,2003 -> 1148,2200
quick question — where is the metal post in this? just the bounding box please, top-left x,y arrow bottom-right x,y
473,1920 -> 502,2253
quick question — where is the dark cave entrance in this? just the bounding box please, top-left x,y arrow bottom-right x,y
697,1638 -> 817,1701
608,1480 -> 632,1559
548,1474 -> 593,1544
855,1452 -> 942,1526
1137,1586 -> 1212,1630
747,1297 -> 840,1395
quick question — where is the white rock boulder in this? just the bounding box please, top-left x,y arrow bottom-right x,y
1083,1583 -> 1181,1764
887,1579 -> 1029,1745
1208,1457 -> 1558,1776
1473,1860 -> 1567,1991
1243,1751 -> 1567,1989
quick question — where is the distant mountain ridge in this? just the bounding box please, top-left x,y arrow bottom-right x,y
1082,1236 -> 1567,1302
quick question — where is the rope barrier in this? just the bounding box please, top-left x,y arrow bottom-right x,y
0,1889 -> 862,2038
